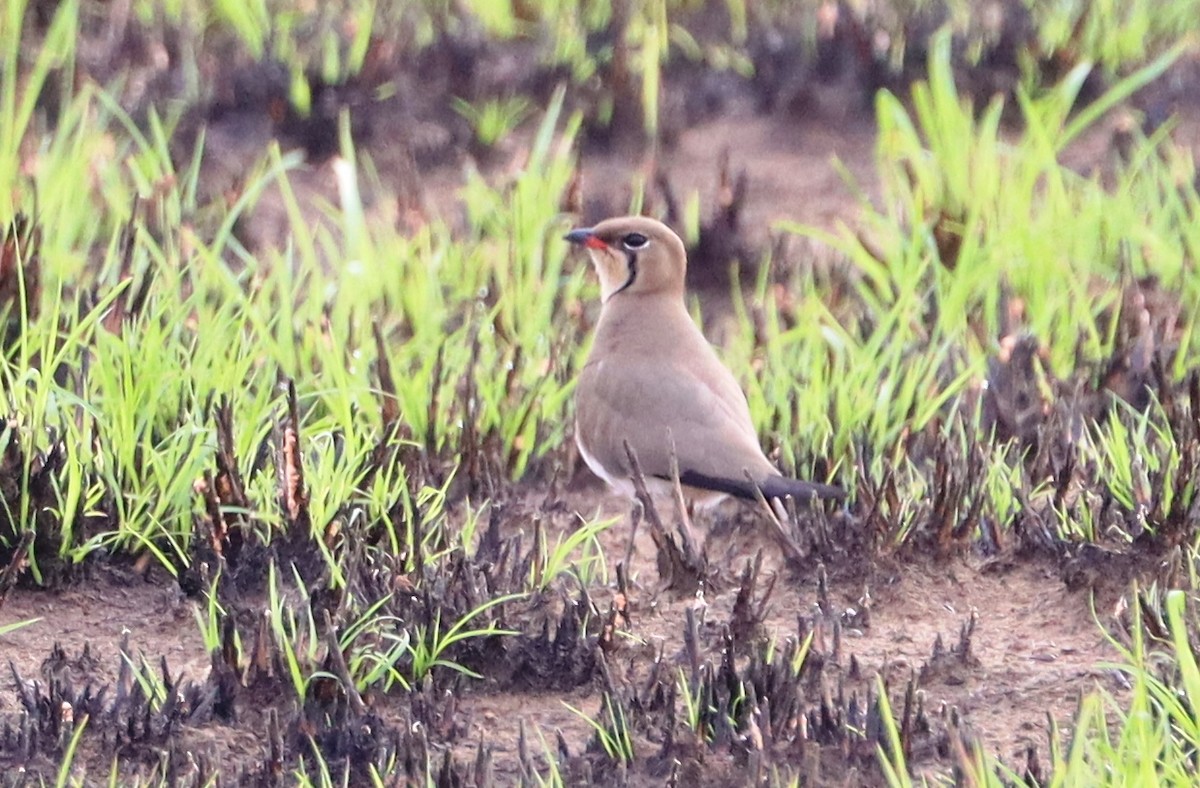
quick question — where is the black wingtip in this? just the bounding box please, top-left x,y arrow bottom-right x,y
672,470 -> 846,504
758,476 -> 846,502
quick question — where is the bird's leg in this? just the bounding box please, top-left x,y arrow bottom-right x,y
623,439 -> 678,585
623,441 -> 669,538
624,439 -> 706,592
622,497 -> 643,571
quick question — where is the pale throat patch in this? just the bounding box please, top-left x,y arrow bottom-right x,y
588,249 -> 632,302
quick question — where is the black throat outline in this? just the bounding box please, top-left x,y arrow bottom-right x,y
613,250 -> 638,296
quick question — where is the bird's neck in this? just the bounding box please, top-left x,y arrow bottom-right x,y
593,291 -> 698,355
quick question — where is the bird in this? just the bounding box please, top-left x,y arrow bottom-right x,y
565,215 -> 844,510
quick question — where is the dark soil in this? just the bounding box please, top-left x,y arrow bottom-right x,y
0,486 -> 1135,784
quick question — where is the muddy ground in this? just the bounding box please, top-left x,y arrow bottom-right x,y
0,486 -> 1135,784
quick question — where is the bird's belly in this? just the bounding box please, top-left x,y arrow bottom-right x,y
576,431 -> 636,498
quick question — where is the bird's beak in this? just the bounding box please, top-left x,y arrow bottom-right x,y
564,227 -> 608,250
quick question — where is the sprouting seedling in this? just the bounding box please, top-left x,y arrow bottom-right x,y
404,593 -> 524,684
564,692 -> 635,765
451,96 -> 533,149
528,512 -> 616,591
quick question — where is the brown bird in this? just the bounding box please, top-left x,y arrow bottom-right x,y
566,215 -> 844,509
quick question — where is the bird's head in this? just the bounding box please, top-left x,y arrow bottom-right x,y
564,216 -> 687,302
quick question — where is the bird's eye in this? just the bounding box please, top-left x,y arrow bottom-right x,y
622,233 -> 649,250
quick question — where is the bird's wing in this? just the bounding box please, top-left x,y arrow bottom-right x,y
575,355 -> 776,487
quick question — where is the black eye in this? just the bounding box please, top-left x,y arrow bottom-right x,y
622,232 -> 648,250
